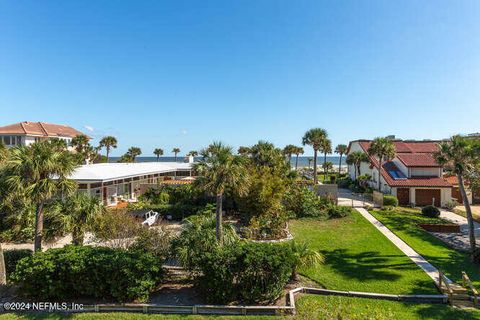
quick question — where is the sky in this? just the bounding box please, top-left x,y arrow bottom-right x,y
0,1 -> 479,156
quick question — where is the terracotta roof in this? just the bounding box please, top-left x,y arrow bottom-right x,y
356,140 -> 440,155
0,121 -> 87,138
396,154 -> 439,167
445,175 -> 458,185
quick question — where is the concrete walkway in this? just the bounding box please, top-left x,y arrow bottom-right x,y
432,209 -> 480,251
354,207 -> 450,285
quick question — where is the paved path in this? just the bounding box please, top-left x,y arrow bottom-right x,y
433,209 -> 480,251
354,207 -> 450,285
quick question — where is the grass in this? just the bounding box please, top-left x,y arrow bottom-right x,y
370,207 -> 480,288
2,296 -> 479,320
289,211 -> 438,294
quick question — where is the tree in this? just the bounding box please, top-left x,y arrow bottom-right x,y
3,140 -> 78,251
435,136 -> 479,252
322,161 -> 333,179
62,193 -> 105,245
153,148 -> 164,162
71,134 -> 98,164
308,158 -> 313,169
99,136 -> 118,163
194,142 -> 249,245
172,148 -> 181,161
335,144 -> 348,174
346,151 -> 369,180
367,137 -> 396,191
320,139 -> 332,180
237,146 -> 251,155
119,147 -> 142,163
294,146 -> 304,170
302,128 -> 328,184
282,145 -> 297,167
187,150 -> 198,157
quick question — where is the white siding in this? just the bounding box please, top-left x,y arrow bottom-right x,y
410,167 -> 441,177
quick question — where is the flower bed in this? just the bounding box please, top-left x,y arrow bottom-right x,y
418,224 -> 460,233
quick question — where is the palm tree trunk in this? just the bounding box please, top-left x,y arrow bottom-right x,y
324,152 -> 327,180
313,150 -> 318,184
156,155 -> 159,162
216,194 -> 223,245
295,154 -> 299,170
339,154 -> 343,174
34,201 -> 44,252
288,155 -> 292,167
0,243 -> 6,285
458,174 -> 476,252
106,148 -> 110,163
175,153 -> 177,162
378,156 -> 382,191
354,164 -> 357,180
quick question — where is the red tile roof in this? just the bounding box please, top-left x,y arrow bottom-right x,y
357,140 -> 441,155
396,154 -> 439,167
0,122 -> 87,138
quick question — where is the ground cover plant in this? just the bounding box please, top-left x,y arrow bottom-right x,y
370,207 -> 480,287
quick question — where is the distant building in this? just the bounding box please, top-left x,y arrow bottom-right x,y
0,121 -> 87,149
347,139 -> 454,207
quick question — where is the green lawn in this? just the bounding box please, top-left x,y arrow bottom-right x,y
370,208 -> 480,288
2,296 -> 479,320
289,211 -> 438,294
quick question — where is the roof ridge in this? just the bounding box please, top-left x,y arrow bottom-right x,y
38,122 -> 49,136
19,122 -> 28,134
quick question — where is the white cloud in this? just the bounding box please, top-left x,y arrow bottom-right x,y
84,125 -> 95,132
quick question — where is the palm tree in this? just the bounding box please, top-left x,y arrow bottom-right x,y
322,161 -> 333,180
0,142 -> 7,284
63,193 -> 105,245
153,148 -> 164,162
308,158 -> 313,169
302,128 -> 328,184
335,144 -> 348,174
187,150 -> 198,157
346,151 -> 369,179
194,142 -> 249,245
283,144 -> 297,167
127,147 -> 142,162
320,139 -> 332,180
294,146 -> 304,170
435,136 -> 479,252
71,134 -> 93,164
290,241 -> 324,281
172,148 -> 181,161
368,137 -> 396,191
237,146 -> 251,155
99,136 -> 118,163
3,140 -> 78,251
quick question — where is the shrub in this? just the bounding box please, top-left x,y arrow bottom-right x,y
3,249 -> 33,280
327,205 -> 353,219
130,226 -> 172,260
383,195 -> 398,207
422,205 -> 440,218
11,245 -> 164,302
444,200 -> 459,211
283,185 -> 331,219
471,248 -> 480,265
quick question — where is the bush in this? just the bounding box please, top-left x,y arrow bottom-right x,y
11,246 -> 164,302
422,205 -> 440,218
471,248 -> 480,265
383,195 -> 398,207
327,205 -> 353,219
283,185 -> 331,219
3,249 -> 33,280
195,242 -> 297,304
444,200 -> 459,211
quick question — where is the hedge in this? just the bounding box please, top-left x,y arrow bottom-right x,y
383,195 -> 399,207
3,249 -> 33,281
11,245 -> 164,302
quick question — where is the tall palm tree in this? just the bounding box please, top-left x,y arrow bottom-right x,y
237,146 -> 251,155
127,147 -> 142,162
194,142 -> 249,245
294,146 -> 304,170
320,139 -> 332,180
322,161 -> 333,180
99,136 -> 118,163
3,140 -> 78,251
302,128 -> 328,184
63,193 -> 105,245
71,134 -> 93,164
283,144 -> 297,167
335,144 -> 348,174
153,148 -> 164,162
0,142 -> 7,284
346,151 -> 369,180
187,150 -> 198,157
368,137 -> 396,191
172,148 -> 181,161
435,136 -> 479,252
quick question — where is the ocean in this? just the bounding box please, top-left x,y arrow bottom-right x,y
109,156 -> 346,168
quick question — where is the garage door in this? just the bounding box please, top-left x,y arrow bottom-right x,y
415,189 -> 441,207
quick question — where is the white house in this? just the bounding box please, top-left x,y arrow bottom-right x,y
0,121 -> 87,149
347,139 -> 453,207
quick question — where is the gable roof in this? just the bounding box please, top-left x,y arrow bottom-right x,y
0,122 -> 87,138
396,154 -> 439,167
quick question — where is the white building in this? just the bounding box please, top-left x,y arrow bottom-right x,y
68,162 -> 194,206
347,139 -> 453,207
0,121 -> 87,149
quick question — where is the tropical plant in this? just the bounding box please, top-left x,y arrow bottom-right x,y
294,146 -> 304,170
99,136 -> 117,162
282,144 -> 297,166
194,142 -> 249,244
62,193 -> 105,245
120,146 -> 142,162
0,142 -> 7,284
302,128 -> 329,184
322,161 -> 333,179
367,137 -> 396,191
434,135 -> 480,251
187,150 -> 198,157
2,140 -> 78,251
153,148 -> 164,161
346,151 -> 369,179
289,241 -> 324,280
320,138 -> 332,180
237,146 -> 251,155
71,134 -> 95,164
172,147 -> 181,161
91,209 -> 144,249
335,144 -> 348,174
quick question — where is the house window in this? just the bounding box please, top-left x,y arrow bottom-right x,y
3,136 -> 11,145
